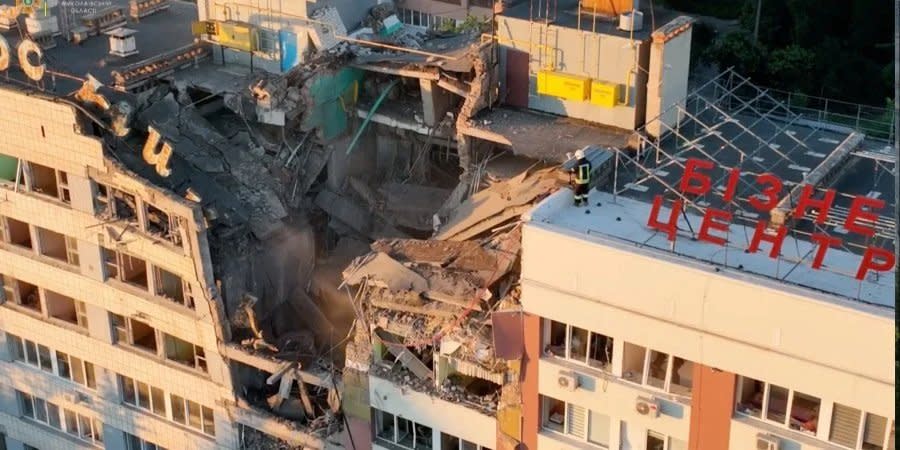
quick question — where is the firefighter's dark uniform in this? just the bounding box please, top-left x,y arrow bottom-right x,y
572,158 -> 591,206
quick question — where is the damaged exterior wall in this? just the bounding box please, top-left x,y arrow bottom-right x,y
0,87 -> 240,449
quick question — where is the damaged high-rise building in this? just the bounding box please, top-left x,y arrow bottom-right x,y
3,1 -> 887,450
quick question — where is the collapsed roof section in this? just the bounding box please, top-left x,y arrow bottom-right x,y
340,167 -> 566,423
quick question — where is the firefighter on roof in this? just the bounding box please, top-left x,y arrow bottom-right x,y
571,148 -> 591,207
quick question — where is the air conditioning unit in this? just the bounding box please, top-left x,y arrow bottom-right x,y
635,396 -> 659,417
756,434 -> 780,450
557,370 -> 579,391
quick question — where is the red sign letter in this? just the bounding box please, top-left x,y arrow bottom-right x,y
699,208 -> 731,246
855,247 -> 896,280
680,158 -> 714,195
722,167 -> 741,203
748,220 -> 787,258
749,173 -> 782,212
844,195 -> 885,237
794,184 -> 836,224
810,233 -> 842,269
647,195 -> 682,241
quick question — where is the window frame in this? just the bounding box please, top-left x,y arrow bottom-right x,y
170,394 -> 215,437
828,402 -> 894,450
540,395 -> 613,448
621,342 -> 693,397
372,407 -> 433,449
543,319 -> 614,372
734,376 -> 821,436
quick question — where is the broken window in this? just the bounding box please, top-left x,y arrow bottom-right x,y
111,313 -> 158,353
144,203 -> 183,246
373,408 -> 431,449
94,183 -> 111,216
766,384 -> 789,424
120,375 -> 166,417
788,392 -> 820,434
113,189 -> 138,223
170,395 -> 215,436
440,434 -> 490,450
4,276 -> 41,314
45,290 -> 88,330
103,247 -> 148,289
3,216 -> 33,250
56,352 -> 96,389
669,357 -> 693,396
57,171 -> 71,203
36,227 -> 74,265
647,350 -> 669,389
735,376 -> 764,417
153,266 -> 190,307
163,333 -> 206,372
540,395 -> 565,433
29,162 -> 58,198
622,342 -> 646,383
543,320 -> 614,371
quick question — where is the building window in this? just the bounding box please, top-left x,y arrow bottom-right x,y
645,431 -> 686,450
1,275 -> 41,313
735,376 -> 820,435
541,396 -> 610,447
103,248 -> 149,289
440,433 -> 491,450
111,313 -> 158,353
622,342 -> 693,397
28,162 -> 59,199
144,203 -> 182,247
120,375 -> 166,417
372,408 -> 432,449
170,395 -> 215,436
18,391 -> 61,429
45,290 -> 88,330
9,333 -> 98,388
55,352 -> 96,389
544,320 -> 613,371
162,334 -> 207,372
829,403 -> 893,450
10,336 -> 53,373
153,267 -> 192,308
540,395 -> 565,433
57,171 -> 71,203
63,409 -> 103,446
125,432 -> 167,450
2,216 -> 33,250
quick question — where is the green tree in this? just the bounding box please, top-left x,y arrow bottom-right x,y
766,45 -> 815,92
704,32 -> 767,79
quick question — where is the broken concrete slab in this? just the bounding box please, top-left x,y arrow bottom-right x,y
343,252 -> 429,292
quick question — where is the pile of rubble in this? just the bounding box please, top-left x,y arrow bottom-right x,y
340,166 -> 566,416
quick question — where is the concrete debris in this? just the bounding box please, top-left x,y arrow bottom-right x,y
343,252 -> 429,292
436,167 -> 566,241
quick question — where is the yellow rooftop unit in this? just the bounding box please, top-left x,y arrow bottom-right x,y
590,80 -> 621,108
537,71 -> 591,101
192,20 -> 255,52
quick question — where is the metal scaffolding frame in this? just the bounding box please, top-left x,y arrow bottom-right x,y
606,69 -> 896,290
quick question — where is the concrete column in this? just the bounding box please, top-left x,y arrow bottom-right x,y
66,173 -> 95,215
375,130 -> 399,179
419,79 -> 453,127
